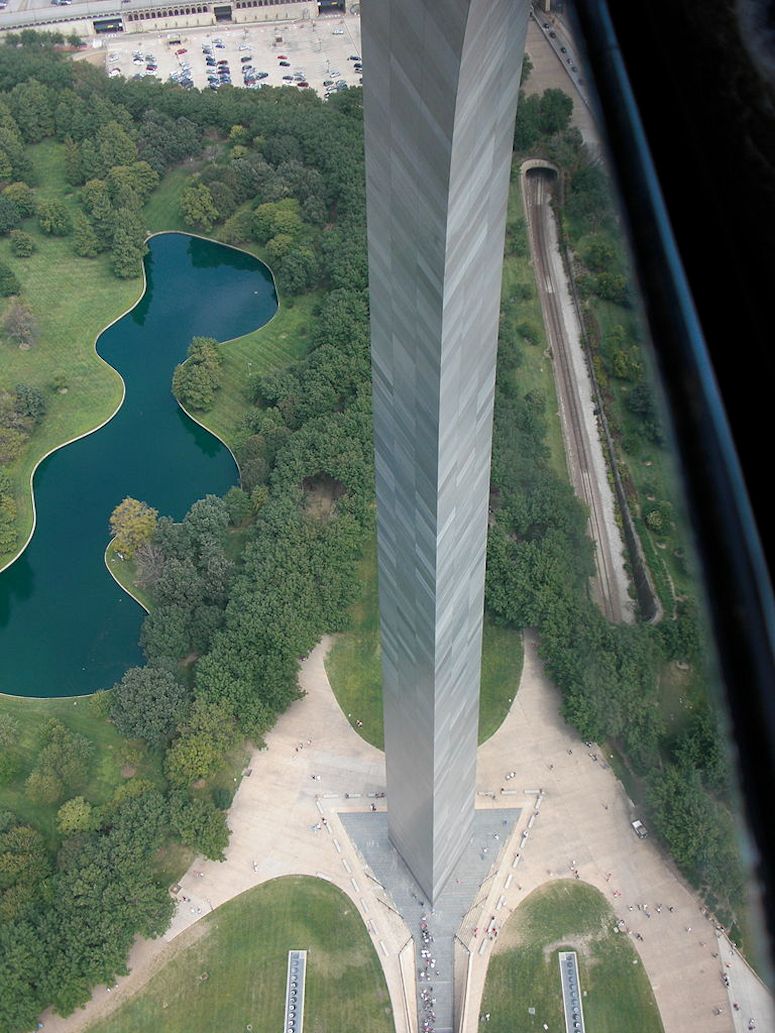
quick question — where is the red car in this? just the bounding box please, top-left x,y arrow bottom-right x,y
175,48 -> 187,54
297,81 -> 309,88
276,54 -> 287,59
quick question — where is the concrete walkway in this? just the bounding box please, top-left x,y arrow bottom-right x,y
41,633 -> 773,1033
463,633 -> 773,1033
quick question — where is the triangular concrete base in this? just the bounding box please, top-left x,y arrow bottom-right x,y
341,808 -> 521,1033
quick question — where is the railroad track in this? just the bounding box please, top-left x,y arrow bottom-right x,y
523,169 -> 630,623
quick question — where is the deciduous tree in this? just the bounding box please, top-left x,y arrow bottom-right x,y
180,181 -> 218,231
110,497 -> 158,558
110,666 -> 191,746
56,797 -> 94,836
37,200 -> 71,236
3,298 -> 36,346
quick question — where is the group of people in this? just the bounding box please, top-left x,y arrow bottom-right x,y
419,985 -> 436,1032
417,916 -> 437,1030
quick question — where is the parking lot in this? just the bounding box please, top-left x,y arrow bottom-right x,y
102,13 -> 363,97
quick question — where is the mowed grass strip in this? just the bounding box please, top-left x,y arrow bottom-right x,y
84,876 -> 395,1033
0,140 -> 141,565
199,289 -> 321,451
143,166 -> 192,235
105,538 -> 152,612
481,881 -> 664,1033
505,167 -> 567,479
324,534 -> 523,748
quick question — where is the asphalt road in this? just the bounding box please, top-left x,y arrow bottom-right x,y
523,167 -> 633,624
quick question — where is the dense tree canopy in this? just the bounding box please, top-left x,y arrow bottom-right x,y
0,38 -> 734,1032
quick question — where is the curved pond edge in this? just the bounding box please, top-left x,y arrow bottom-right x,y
168,229 -> 283,486
104,538 -> 151,614
0,231 -> 279,577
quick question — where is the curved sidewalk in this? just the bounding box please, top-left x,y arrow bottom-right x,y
40,632 -> 773,1033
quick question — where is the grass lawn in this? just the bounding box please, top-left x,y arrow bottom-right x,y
507,167 -> 567,480
0,691 -> 164,849
324,534 -> 523,749
198,289 -> 320,453
105,539 -> 152,612
143,166 -> 192,234
0,140 -> 141,569
84,876 -> 395,1033
481,881 -> 664,1033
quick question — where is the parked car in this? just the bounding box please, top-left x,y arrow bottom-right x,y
175,48 -> 187,54
348,54 -> 360,61
240,55 -> 252,63
239,43 -> 251,51
276,54 -> 287,59
256,71 -> 269,79
332,28 -> 344,34
279,61 -> 290,67
282,75 -> 294,81
631,820 -> 648,839
297,81 -> 309,88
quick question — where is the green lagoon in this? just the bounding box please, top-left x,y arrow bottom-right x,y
0,233 -> 277,698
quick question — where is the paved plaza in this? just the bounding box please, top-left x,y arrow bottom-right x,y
40,632 -> 774,1033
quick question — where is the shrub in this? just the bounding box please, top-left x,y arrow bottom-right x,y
9,230 -> 35,257
37,200 -> 72,236
0,261 -> 21,296
2,181 -> 36,218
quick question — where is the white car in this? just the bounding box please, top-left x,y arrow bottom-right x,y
239,43 -> 251,51
332,28 -> 344,35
